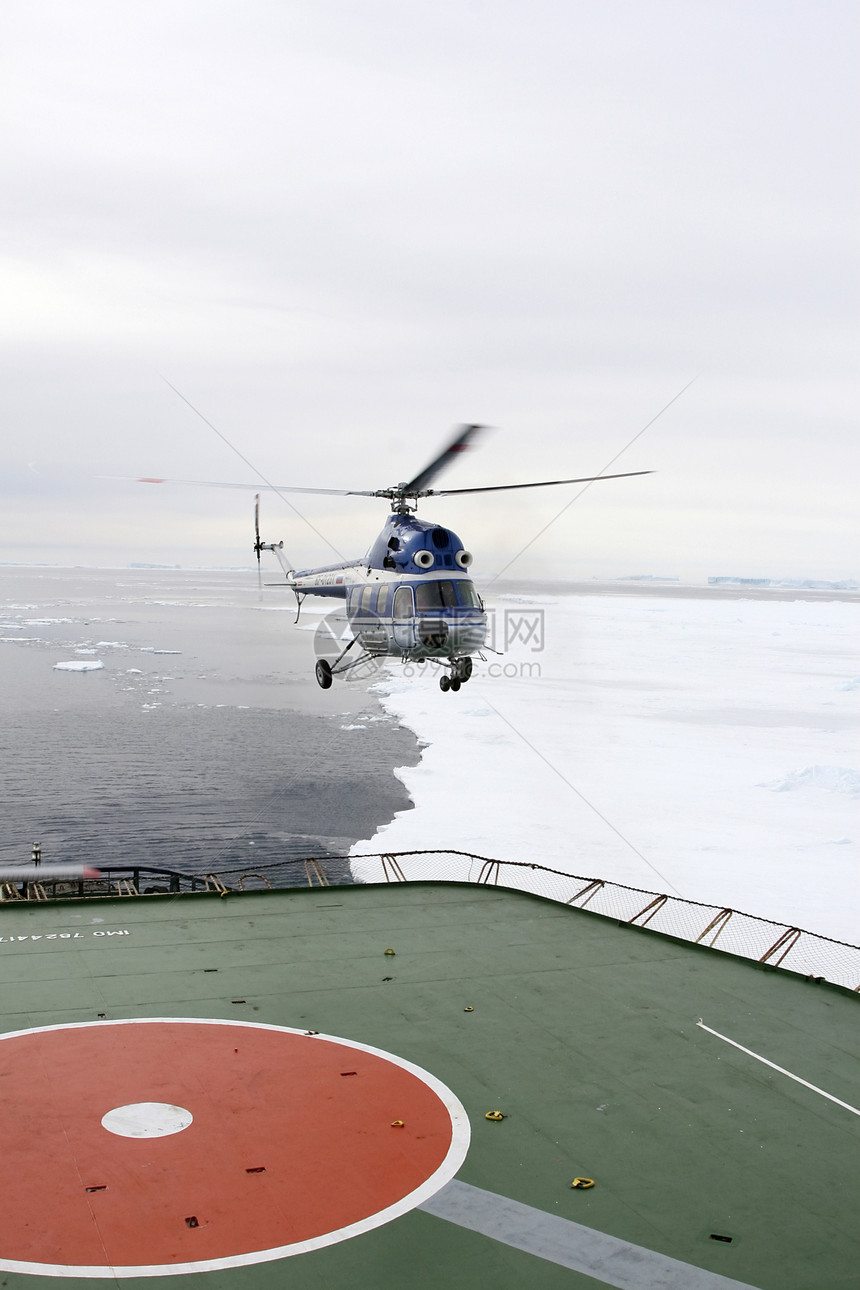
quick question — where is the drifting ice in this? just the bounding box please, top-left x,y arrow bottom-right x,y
760,766 -> 860,797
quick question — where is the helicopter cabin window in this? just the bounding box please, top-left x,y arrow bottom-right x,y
360,586 -> 375,614
376,585 -> 390,615
392,586 -> 414,619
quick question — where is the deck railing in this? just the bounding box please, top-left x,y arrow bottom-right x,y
2,851 -> 858,993
347,850 -> 860,993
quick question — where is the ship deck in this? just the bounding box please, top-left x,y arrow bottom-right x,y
0,881 -> 857,1288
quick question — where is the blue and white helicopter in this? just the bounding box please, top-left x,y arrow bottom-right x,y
144,425 -> 650,693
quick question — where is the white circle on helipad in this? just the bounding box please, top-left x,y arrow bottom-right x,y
101,1102 -> 193,1138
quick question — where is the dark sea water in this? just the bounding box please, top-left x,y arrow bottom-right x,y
0,567 -> 419,881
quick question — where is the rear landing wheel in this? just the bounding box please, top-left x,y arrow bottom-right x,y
315,659 -> 333,689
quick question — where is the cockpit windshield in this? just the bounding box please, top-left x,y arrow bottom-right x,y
414,580 -> 482,611
456,580 -> 482,608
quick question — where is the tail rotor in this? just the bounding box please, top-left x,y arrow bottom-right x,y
252,494 -> 294,587
254,494 -> 263,591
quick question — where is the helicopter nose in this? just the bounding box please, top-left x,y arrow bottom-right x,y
418,619 -> 449,649
447,617 -> 487,653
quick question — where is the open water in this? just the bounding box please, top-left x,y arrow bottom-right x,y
0,566 -> 419,882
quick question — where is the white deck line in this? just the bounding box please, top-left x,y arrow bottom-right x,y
697,1020 -> 860,1117
420,1181 -> 761,1289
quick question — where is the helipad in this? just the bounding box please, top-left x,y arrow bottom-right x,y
0,1018 -> 468,1277
0,881 -> 857,1289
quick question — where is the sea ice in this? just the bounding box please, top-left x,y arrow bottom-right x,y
53,660 -> 104,672
351,591 -> 860,943
760,766 -> 860,797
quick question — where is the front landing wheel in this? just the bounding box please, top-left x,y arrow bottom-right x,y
455,657 -> 473,682
315,659 -> 333,689
439,675 -> 451,692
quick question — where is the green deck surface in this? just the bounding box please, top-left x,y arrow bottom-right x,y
0,882 -> 857,1289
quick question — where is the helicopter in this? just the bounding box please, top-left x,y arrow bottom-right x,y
140,425 -> 651,693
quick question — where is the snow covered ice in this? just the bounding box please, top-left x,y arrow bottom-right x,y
352,590 -> 859,945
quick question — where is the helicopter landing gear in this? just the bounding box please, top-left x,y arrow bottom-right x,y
454,656 -> 472,682
439,656 -> 471,693
315,659 -> 333,689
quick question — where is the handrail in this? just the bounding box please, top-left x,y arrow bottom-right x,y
1,850 -> 857,991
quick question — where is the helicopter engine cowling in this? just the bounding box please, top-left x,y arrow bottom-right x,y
366,514 -> 471,575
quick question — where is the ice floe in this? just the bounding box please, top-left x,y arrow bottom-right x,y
760,766 -> 860,797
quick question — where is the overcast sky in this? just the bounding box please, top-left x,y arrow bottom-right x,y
1,0 -> 856,580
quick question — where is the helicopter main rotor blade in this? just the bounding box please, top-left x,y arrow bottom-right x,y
125,478 -> 378,496
400,424 -> 484,495
424,469 -> 654,497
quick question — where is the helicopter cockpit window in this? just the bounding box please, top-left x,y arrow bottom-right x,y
415,580 -> 460,611
392,586 -> 413,619
456,581 -> 481,608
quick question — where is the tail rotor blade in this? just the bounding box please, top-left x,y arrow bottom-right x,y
254,494 -> 262,590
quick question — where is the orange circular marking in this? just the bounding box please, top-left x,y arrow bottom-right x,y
0,1019 -> 470,1278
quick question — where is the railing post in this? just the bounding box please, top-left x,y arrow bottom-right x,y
381,854 -> 407,882
566,878 -> 604,909
696,908 -> 733,947
760,927 -> 802,967
304,859 -> 329,888
628,894 -> 669,927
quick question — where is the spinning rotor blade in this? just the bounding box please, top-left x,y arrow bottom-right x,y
123,425 -> 483,497
130,477 -> 377,496
113,429 -> 652,511
254,494 -> 262,589
424,469 -> 653,497
400,424 -> 484,494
